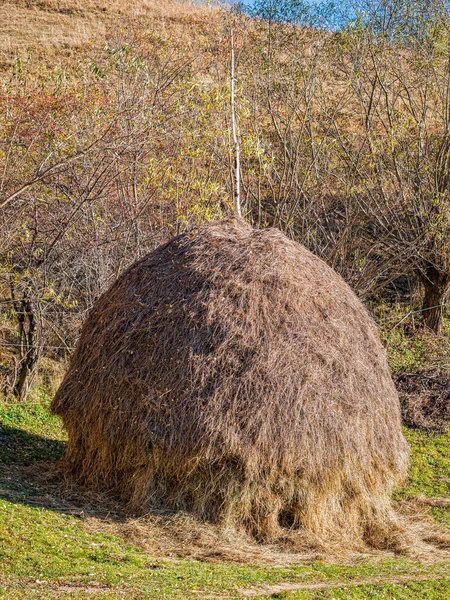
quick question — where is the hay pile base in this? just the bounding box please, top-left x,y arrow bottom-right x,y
52,218 -> 410,551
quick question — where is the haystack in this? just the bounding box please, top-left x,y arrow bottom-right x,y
52,218 -> 409,550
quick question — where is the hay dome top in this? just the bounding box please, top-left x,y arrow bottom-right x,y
52,218 -> 408,547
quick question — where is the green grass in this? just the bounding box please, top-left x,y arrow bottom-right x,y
268,580 -> 450,599
402,429 -> 450,498
0,492 -> 448,600
0,388 -> 449,599
0,387 -> 66,464
400,428 -> 450,526
376,303 -> 450,374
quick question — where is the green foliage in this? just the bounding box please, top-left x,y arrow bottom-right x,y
385,329 -> 425,373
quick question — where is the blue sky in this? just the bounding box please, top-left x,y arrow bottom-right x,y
223,0 -> 349,30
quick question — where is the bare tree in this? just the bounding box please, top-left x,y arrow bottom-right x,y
230,24 -> 242,217
335,0 -> 450,331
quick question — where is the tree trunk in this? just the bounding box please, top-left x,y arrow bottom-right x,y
12,298 -> 38,399
421,266 -> 450,334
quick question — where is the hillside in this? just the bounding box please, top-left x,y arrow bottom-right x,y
0,0 -> 217,69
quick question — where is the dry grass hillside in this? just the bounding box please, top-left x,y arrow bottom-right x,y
0,0 -> 219,68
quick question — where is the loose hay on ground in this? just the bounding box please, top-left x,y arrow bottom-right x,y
395,372 -> 450,433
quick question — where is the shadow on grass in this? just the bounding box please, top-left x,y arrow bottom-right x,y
0,424 -> 77,515
0,423 -> 66,465
0,423 -> 130,521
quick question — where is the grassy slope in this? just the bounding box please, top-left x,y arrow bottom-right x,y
0,0 -> 215,70
0,390 -> 449,599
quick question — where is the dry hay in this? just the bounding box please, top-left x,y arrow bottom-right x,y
52,218 -> 411,553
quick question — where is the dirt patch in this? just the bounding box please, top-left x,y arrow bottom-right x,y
238,574 -> 447,597
0,579 -> 124,595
